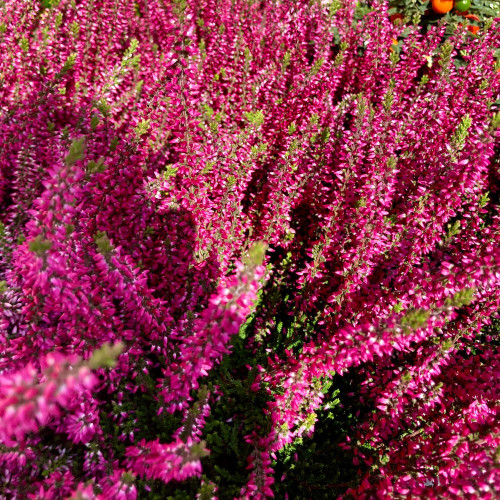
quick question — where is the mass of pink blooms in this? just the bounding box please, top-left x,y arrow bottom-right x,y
0,0 -> 499,498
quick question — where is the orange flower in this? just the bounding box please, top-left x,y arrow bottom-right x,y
390,13 -> 404,24
431,0 -> 454,14
463,14 -> 480,22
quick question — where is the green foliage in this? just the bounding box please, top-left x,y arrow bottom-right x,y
65,137 -> 85,166
393,301 -> 404,313
198,331 -> 273,498
439,41 -> 454,69
97,100 -> 111,117
452,114 -> 472,151
355,197 -> 367,208
273,371 -> 370,498
445,287 -> 476,308
479,192 -> 490,208
97,368 -> 200,499
197,480 -> 217,500
383,88 -> 394,112
244,110 -> 264,128
282,50 -> 291,71
250,142 -> 268,157
93,231 -> 113,254
122,39 -> 140,68
19,37 -> 29,53
28,235 -> 53,255
193,248 -> 360,499
87,160 -> 106,174
90,114 -> 100,131
134,119 -> 151,138
40,0 -> 60,8
226,175 -> 236,188
89,342 -> 124,369
309,57 -> 324,77
162,165 -> 179,179
328,0 -> 342,18
58,53 -> 77,78
354,1 -> 373,23
70,20 -> 80,37
319,126 -> 330,144
54,12 -> 63,29
201,160 -> 216,175
334,41 -> 349,67
401,308 -> 431,330
246,241 -> 267,267
445,219 -> 461,244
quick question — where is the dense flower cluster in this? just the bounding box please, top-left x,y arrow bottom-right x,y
0,0 -> 499,497
0,352 -> 97,445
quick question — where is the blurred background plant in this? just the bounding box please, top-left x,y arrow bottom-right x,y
388,0 -> 499,35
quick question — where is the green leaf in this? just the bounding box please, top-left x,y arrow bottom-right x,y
28,235 -> 53,255
244,110 -> 264,127
94,231 -> 113,254
89,342 -> 125,369
65,137 -> 85,166
134,119 -> 150,138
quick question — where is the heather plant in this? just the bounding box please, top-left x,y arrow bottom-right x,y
0,0 -> 499,498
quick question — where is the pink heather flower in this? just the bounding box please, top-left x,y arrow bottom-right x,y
27,470 -> 76,500
241,432 -> 276,499
58,401 -> 100,444
0,352 -> 97,445
68,482 -> 99,500
99,470 -> 137,500
124,438 -> 207,485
